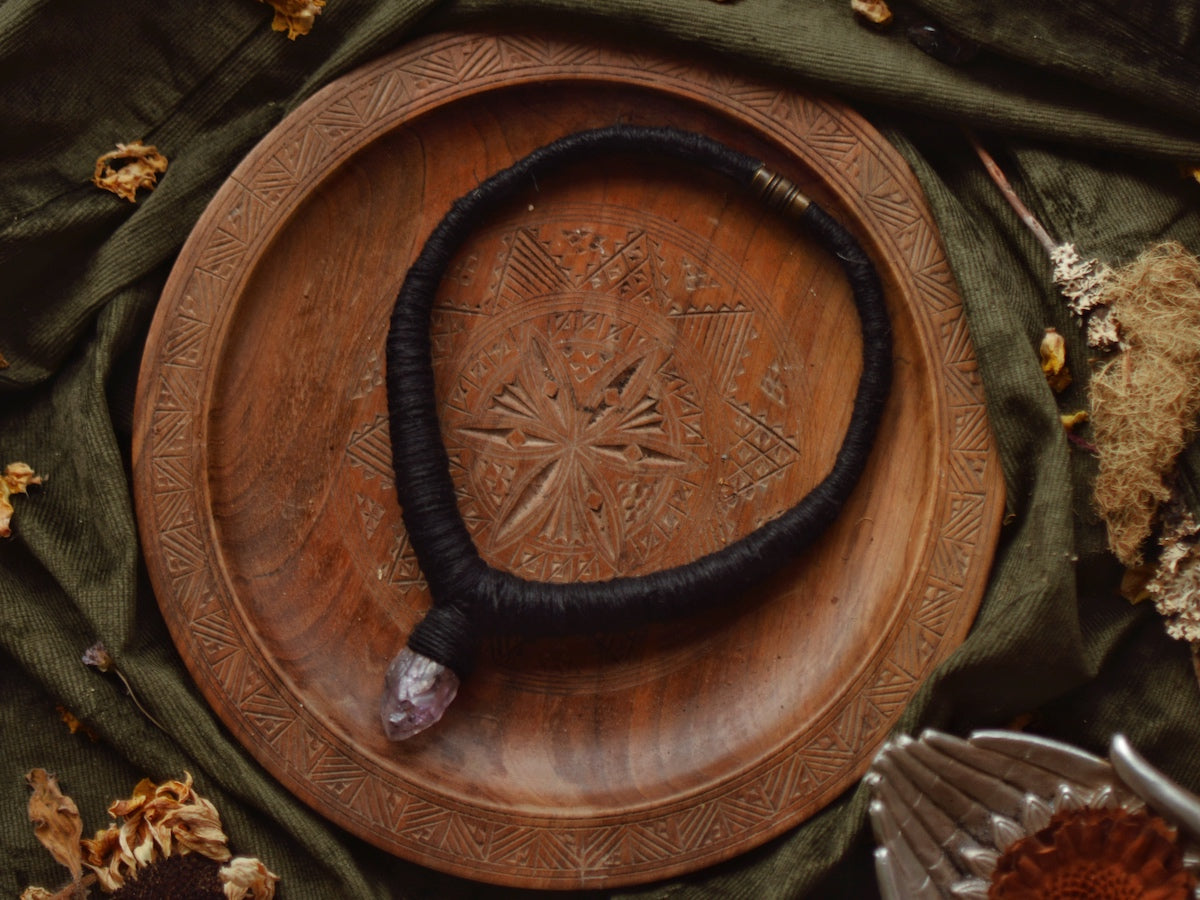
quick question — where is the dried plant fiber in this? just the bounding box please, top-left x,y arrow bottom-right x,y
1091,242 -> 1200,566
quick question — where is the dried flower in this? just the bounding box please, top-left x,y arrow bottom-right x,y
25,770 -> 84,895
851,0 -> 893,27
24,773 -> 278,898
2,461 -> 43,538
989,806 -> 1194,898
81,641 -> 114,672
261,0 -> 325,39
56,706 -> 100,742
92,142 -> 168,202
967,134 -> 1120,349
1039,327 -> 1071,392
220,857 -> 280,900
81,641 -> 166,731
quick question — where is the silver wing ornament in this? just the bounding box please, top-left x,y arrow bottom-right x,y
866,730 -> 1200,899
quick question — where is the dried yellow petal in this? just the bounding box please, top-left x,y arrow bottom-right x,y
25,770 -> 83,890
261,0 -> 325,39
1,461 -> 42,538
1040,327 -> 1071,392
56,706 -> 100,742
851,0 -> 893,26
1061,410 -> 1089,430
92,141 -> 168,202
220,857 -> 281,900
1121,565 -> 1154,605
82,826 -> 125,892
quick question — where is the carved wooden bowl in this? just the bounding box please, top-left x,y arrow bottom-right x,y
133,30 -> 1003,888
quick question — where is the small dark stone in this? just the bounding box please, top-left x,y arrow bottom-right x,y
906,23 -> 981,65
109,854 -> 225,900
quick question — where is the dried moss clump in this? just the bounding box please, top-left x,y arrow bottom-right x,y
1091,242 -> 1200,566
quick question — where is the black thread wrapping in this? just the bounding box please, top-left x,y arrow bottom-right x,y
386,124 -> 892,676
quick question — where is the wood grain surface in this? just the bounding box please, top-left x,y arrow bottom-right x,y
132,30 -> 1003,888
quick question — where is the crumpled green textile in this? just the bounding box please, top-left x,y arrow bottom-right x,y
3,1 -> 1200,897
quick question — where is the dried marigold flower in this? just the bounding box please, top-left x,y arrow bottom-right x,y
93,141 -> 168,202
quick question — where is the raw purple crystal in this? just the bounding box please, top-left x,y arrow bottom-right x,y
380,647 -> 459,741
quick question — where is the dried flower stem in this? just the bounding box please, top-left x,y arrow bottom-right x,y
966,130 -> 1116,344
110,667 -> 167,733
966,131 -> 1059,255
82,642 -> 166,733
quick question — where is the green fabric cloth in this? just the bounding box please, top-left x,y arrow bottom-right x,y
3,1 -> 1200,896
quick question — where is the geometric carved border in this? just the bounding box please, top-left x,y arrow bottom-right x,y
133,30 -> 1003,888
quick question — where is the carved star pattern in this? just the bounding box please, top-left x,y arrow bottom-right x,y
454,331 -> 692,568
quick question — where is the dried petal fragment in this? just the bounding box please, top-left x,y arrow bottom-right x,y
57,705 -> 100,742
1120,565 -> 1153,605
1061,410 -> 1088,430
83,825 -> 125,891
92,141 -> 168,202
2,461 -> 43,537
1039,327 -> 1071,392
26,770 -> 84,891
220,857 -> 280,900
851,0 -> 893,27
261,0 -> 325,39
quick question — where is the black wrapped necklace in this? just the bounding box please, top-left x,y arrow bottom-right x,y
381,125 -> 892,740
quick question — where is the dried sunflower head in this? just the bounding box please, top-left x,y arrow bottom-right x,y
26,772 -> 277,899
989,806 -> 1195,899
91,773 -> 230,885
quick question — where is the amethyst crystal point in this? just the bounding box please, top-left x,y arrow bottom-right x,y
381,647 -> 459,740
